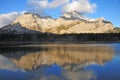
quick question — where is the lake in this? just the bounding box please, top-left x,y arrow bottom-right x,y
0,43 -> 120,80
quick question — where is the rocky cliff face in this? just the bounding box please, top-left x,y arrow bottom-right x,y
1,11 -> 114,34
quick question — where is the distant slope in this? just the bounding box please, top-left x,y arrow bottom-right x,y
0,23 -> 41,34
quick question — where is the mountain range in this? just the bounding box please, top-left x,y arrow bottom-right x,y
0,11 -> 115,34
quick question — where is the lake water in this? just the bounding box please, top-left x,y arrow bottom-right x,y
0,43 -> 120,80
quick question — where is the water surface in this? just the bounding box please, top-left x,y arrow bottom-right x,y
0,43 -> 120,80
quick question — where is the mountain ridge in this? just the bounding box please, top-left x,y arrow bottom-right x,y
0,11 -> 115,34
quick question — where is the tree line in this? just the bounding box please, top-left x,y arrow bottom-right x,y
0,33 -> 120,42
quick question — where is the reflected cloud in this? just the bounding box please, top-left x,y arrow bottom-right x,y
29,65 -> 96,80
62,70 -> 96,80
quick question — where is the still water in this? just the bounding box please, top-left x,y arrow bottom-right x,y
0,43 -> 120,80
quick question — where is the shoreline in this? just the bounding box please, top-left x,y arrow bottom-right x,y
0,41 -> 120,46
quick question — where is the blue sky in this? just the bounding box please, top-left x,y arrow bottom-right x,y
0,0 -> 120,27
88,0 -> 120,27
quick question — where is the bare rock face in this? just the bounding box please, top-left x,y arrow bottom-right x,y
13,13 -> 54,32
13,14 -> 42,31
12,12 -> 114,34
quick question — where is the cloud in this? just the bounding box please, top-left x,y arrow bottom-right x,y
48,0 -> 69,8
0,12 -> 24,28
62,0 -> 97,14
28,0 -> 69,8
27,0 -> 96,15
27,0 -> 69,15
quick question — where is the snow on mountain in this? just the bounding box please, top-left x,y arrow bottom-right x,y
61,11 -> 95,21
0,23 -> 41,34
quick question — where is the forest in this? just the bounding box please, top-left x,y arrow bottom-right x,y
0,33 -> 120,42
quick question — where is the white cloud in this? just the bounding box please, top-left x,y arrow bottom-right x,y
27,0 -> 69,15
27,0 -> 96,15
28,0 -> 68,8
62,0 -> 96,14
49,0 -> 69,8
0,12 -> 24,28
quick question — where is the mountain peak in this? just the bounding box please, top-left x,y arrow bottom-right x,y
24,12 -> 53,19
61,11 -> 96,22
66,11 -> 82,16
61,11 -> 82,19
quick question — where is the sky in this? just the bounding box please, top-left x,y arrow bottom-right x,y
0,0 -> 120,27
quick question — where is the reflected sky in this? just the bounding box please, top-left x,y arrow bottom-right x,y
0,43 -> 120,80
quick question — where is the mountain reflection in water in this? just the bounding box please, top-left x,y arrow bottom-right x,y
0,44 -> 114,70
0,44 -> 118,80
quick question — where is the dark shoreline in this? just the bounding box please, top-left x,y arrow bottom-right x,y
0,41 -> 120,47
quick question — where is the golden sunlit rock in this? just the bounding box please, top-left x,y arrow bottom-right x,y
13,12 -> 114,34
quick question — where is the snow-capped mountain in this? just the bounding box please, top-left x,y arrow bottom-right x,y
0,11 -> 114,34
61,11 -> 95,21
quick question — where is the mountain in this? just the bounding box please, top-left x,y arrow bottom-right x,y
0,23 -> 41,34
0,11 -> 114,34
